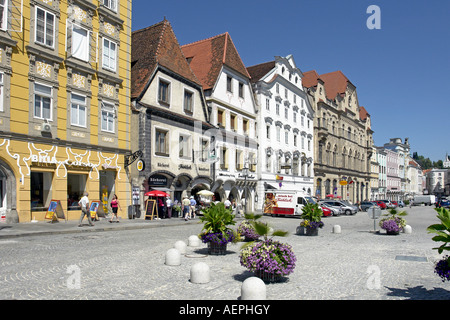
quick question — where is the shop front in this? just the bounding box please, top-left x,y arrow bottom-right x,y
0,138 -> 127,222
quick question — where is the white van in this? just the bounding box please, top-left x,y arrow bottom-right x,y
263,191 -> 318,216
412,195 -> 436,206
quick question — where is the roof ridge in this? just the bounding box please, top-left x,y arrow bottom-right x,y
181,32 -> 228,48
132,19 -> 166,35
154,19 -> 170,61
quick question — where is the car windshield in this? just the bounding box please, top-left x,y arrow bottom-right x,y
305,197 -> 316,204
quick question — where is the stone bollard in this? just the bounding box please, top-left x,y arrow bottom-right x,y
241,277 -> 266,300
188,235 -> 200,247
404,225 -> 412,234
190,262 -> 210,284
174,240 -> 187,254
165,248 -> 181,266
333,225 -> 341,234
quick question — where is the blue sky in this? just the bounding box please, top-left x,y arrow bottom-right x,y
132,0 -> 450,162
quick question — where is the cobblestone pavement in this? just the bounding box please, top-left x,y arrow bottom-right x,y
0,206 -> 449,300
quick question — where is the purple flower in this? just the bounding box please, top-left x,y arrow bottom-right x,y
435,256 -> 450,282
200,230 -> 235,245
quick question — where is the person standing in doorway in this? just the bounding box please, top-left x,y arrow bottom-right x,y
110,194 -> 122,223
78,192 -> 94,227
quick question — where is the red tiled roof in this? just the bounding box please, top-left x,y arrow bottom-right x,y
131,19 -> 201,99
302,70 -> 320,88
247,61 -> 276,83
181,32 -> 251,90
318,71 -> 352,101
359,106 -> 369,121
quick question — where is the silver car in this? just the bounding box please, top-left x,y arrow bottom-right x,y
320,202 -> 342,216
319,200 -> 357,215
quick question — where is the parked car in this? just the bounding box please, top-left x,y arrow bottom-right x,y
320,203 -> 342,216
360,201 -> 377,212
319,200 -> 357,215
340,200 -> 359,212
380,199 -> 395,209
435,198 -> 450,209
320,206 -> 333,217
397,200 -> 405,207
374,200 -> 387,209
391,201 -> 399,208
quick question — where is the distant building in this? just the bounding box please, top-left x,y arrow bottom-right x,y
444,153 -> 450,168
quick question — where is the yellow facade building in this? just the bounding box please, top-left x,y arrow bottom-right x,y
0,0 -> 132,222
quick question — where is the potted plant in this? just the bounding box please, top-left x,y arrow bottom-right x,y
198,202 -> 237,255
299,202 -> 324,236
239,218 -> 296,283
237,213 -> 261,242
427,208 -> 450,282
379,208 -> 407,235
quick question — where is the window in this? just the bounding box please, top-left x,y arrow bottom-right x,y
235,150 -> 243,171
285,131 -> 288,144
285,107 -> 288,119
30,172 -> 53,211
101,101 -> 115,133
72,25 -> 89,61
35,7 -> 55,48
184,90 -> 193,112
103,0 -> 117,12
243,119 -> 249,135
0,73 -> 3,112
276,104 -> 279,115
71,93 -> 86,127
200,139 -> 209,162
230,113 -> 236,131
238,82 -> 244,98
158,79 -> 170,104
67,174 -> 86,210
0,0 -> 7,30
217,109 -> 224,127
294,135 -> 297,147
227,76 -> 232,93
102,38 -> 117,72
266,125 -> 270,139
155,129 -> 169,156
220,147 -> 228,170
179,134 -> 191,159
276,126 -> 280,142
293,112 -> 297,123
266,99 -> 270,111
34,83 -> 52,120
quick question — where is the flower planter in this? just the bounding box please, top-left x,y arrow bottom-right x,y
386,230 -> 400,235
254,270 -> 282,283
305,227 -> 319,236
207,242 -> 227,255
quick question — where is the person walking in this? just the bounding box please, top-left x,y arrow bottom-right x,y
182,196 -> 191,220
78,192 -> 94,227
189,196 -> 197,219
166,196 -> 172,219
110,194 -> 122,223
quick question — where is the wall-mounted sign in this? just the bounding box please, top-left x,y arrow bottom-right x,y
148,174 -> 168,186
136,160 -> 145,171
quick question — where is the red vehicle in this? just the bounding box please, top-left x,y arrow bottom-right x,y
321,206 -> 332,217
374,200 -> 387,209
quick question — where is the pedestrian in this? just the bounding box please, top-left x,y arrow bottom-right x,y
189,196 -> 197,219
78,192 -> 94,227
110,194 -> 122,223
158,197 -> 165,219
182,196 -> 191,220
224,198 -> 231,209
166,196 -> 172,218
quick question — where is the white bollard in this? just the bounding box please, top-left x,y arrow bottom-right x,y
188,235 -> 200,247
333,225 -> 341,234
165,248 -> 181,266
174,240 -> 187,254
404,225 -> 412,234
241,277 -> 266,300
190,262 -> 210,284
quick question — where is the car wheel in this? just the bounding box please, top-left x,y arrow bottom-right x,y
345,209 -> 351,215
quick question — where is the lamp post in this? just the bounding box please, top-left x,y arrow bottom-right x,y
242,164 -> 249,214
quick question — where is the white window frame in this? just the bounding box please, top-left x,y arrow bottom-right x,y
101,101 -> 115,133
103,0 -> 117,12
158,77 -> 171,105
35,6 -> 55,48
71,24 -> 89,62
70,93 -> 87,128
183,89 -> 194,113
0,0 -> 8,31
102,37 -> 117,72
178,133 -> 192,160
33,82 -> 52,121
155,127 -> 169,157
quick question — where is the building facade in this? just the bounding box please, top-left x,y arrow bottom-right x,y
247,55 -> 315,211
303,70 -> 374,203
181,33 -> 258,212
130,19 -> 213,210
0,0 -> 132,222
376,147 -> 387,200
